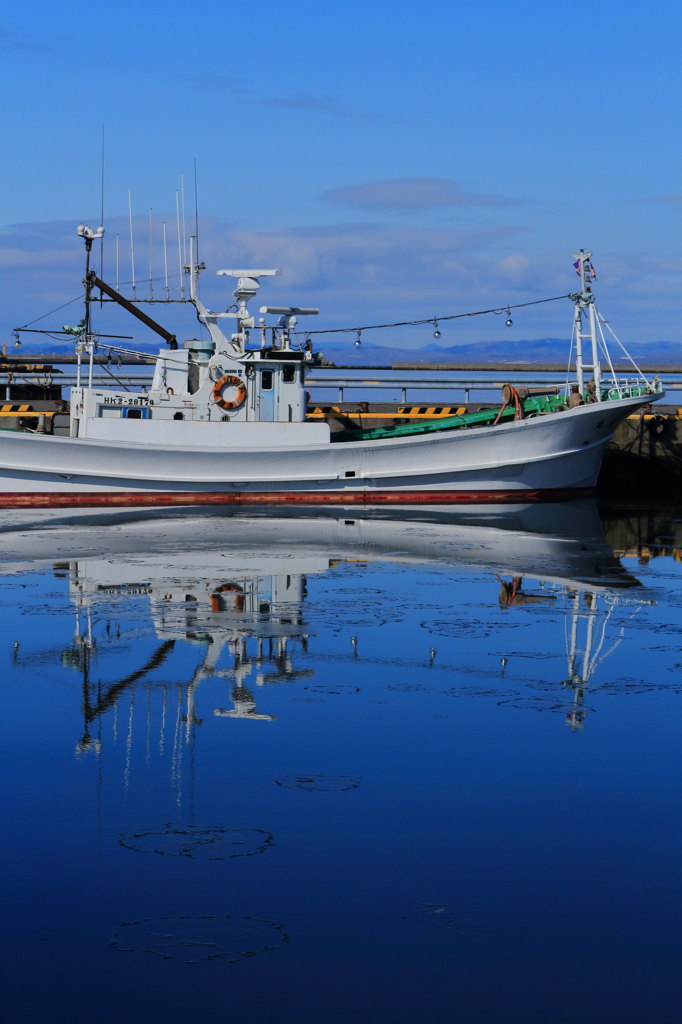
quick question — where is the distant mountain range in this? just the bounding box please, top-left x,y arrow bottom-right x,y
10,336 -> 680,366
316,338 -> 681,366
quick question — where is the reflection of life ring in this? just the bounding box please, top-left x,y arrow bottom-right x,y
211,583 -> 245,613
212,375 -> 247,411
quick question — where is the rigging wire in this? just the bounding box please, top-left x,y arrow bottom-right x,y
98,358 -> 133,392
16,294 -> 86,330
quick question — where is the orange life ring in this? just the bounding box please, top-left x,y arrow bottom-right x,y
212,374 -> 247,411
211,583 -> 245,613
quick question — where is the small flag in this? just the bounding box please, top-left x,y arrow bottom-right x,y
588,263 -> 597,280
573,259 -> 581,274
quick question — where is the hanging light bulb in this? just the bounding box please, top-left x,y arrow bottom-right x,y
505,308 -> 513,328
432,319 -> 441,340
354,329 -> 362,348
13,330 -> 21,348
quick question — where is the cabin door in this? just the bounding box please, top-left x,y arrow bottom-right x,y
258,370 -> 275,421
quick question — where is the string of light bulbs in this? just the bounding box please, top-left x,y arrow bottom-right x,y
303,293 -> 570,345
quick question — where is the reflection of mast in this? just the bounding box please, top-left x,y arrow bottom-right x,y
65,606 -> 100,757
210,637 -> 279,721
181,635 -> 278,725
173,579 -> 316,723
563,591 -> 594,731
562,590 -> 633,731
497,574 -> 640,732
72,638 -> 176,752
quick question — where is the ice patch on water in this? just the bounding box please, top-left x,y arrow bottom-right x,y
274,774 -> 362,792
119,825 -> 274,860
111,914 -> 288,964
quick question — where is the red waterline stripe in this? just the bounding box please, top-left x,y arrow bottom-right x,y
0,488 -> 593,509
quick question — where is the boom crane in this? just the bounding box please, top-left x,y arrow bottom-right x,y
85,269 -> 178,350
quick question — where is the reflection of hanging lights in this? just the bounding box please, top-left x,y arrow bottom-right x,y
432,319 -> 441,339
354,329 -> 362,348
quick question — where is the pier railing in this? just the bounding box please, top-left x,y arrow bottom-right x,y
1,356 -> 680,406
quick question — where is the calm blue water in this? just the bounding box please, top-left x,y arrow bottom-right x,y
1,503 -> 681,1023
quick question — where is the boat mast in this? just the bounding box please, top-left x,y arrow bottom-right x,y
571,249 -> 602,401
75,224 -> 105,387
78,223 -> 105,336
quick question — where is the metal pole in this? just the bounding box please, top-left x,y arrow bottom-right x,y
180,173 -> 187,267
163,222 -> 169,299
148,208 -> 153,300
588,299 -> 602,401
128,189 -> 136,298
176,190 -> 185,300
83,236 -> 93,336
574,306 -> 584,394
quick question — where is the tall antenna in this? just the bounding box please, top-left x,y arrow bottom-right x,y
128,188 -> 136,299
99,125 -> 105,281
148,208 -> 153,300
175,189 -> 185,300
193,158 -> 199,264
162,221 -> 169,299
180,172 -> 187,267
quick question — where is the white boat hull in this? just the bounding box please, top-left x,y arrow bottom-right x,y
0,392 -> 658,507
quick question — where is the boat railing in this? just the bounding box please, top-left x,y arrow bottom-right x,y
303,373 -> 673,405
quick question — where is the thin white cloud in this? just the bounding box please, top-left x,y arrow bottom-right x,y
2,217 -> 678,346
258,93 -> 377,122
0,30 -> 55,52
189,73 -> 247,94
322,177 -> 519,213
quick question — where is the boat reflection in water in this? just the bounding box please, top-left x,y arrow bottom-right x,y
496,574 -> 647,730
1,500 -> 646,769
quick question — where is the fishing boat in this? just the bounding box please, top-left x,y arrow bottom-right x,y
0,229 -> 664,508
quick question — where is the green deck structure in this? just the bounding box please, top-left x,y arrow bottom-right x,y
335,393 -> 566,442
333,383 -> 655,443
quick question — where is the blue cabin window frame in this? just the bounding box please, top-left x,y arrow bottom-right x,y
122,407 -> 151,419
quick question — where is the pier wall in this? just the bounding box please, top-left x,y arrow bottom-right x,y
601,407 -> 682,497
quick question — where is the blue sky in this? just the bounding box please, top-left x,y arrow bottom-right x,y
1,0 -> 680,352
